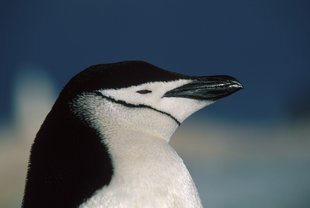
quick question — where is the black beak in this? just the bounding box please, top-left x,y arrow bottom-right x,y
163,75 -> 243,101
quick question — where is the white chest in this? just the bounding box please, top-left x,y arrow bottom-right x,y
79,131 -> 203,208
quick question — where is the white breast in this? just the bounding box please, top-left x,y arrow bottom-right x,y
79,129 -> 203,208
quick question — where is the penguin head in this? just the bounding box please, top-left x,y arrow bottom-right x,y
64,61 -> 242,141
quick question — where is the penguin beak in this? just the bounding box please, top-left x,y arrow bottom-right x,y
163,75 -> 243,101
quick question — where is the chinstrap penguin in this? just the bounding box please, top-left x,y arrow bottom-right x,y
22,61 -> 242,208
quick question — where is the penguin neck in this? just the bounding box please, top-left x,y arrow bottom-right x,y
98,104 -> 181,143
69,95 -> 202,207
107,121 -> 177,143
82,126 -> 203,208
97,123 -> 179,170
101,127 -> 171,159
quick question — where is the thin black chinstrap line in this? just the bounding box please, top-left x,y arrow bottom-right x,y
95,92 -> 181,126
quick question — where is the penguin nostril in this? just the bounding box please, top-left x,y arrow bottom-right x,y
137,90 -> 152,94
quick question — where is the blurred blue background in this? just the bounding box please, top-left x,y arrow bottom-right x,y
1,0 -> 309,207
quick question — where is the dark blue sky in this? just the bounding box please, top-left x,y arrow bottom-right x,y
1,0 -> 309,123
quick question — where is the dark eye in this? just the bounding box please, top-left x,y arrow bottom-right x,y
94,91 -> 103,96
137,89 -> 152,94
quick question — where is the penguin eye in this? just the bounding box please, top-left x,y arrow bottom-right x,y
136,89 -> 152,94
94,91 -> 103,96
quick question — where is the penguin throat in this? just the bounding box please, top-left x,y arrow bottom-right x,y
71,94 -> 180,143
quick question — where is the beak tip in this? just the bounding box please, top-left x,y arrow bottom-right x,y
199,75 -> 243,100
231,80 -> 243,90
221,78 -> 243,98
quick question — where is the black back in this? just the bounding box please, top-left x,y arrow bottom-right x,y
22,61 -> 186,207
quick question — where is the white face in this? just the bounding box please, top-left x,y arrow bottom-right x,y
71,79 -> 213,142
98,79 -> 214,123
